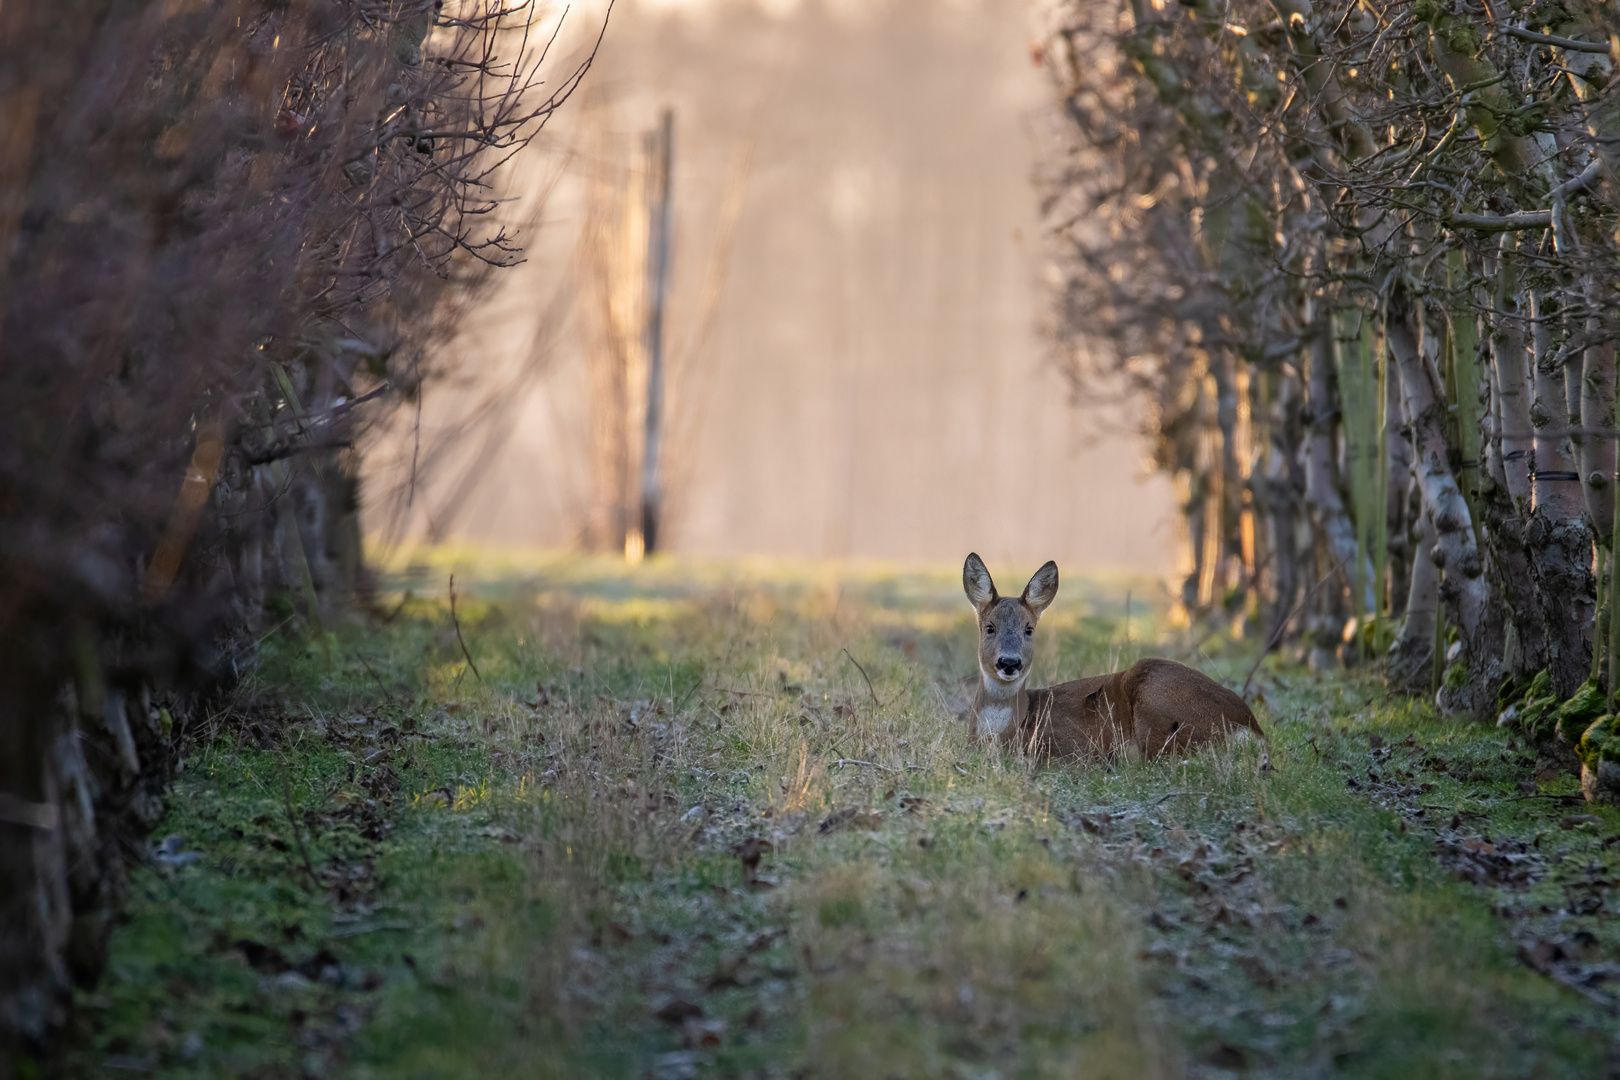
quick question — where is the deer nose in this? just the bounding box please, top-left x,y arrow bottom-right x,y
996,656 -> 1022,674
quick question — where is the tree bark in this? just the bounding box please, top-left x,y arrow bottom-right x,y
1304,308 -> 1376,616
1209,348 -> 1244,610
1258,364 -> 1306,636
1474,254 -> 1549,679
1528,287 -> 1596,697
1580,291 -> 1617,548
1387,280 -> 1505,718
1493,239 -> 1536,513
1385,342 -> 1416,617
1388,508 -> 1441,692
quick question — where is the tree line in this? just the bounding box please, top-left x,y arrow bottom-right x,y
1037,0 -> 1620,793
0,0 -> 586,1061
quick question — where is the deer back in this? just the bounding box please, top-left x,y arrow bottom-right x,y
1023,658 -> 1262,762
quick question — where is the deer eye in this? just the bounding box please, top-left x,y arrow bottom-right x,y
985,624 -> 995,635
1024,625 -> 1033,636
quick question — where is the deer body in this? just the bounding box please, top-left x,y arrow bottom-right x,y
963,554 -> 1262,760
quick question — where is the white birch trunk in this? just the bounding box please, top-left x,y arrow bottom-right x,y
1493,241 -> 1536,513
1580,290 -> 1617,547
1388,509 -> 1440,693
1529,288 -> 1596,696
1387,282 -> 1504,718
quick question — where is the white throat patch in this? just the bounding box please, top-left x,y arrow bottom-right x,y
977,702 -> 1013,736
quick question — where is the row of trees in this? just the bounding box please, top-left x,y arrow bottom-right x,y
1037,0 -> 1620,777
0,0 -> 584,1060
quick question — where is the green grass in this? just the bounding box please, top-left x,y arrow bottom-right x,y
68,553 -> 1620,1078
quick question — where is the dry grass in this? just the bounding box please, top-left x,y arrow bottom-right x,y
75,552 -> 1616,1078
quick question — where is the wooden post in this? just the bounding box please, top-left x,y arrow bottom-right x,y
639,110 -> 674,557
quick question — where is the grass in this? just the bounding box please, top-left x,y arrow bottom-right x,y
68,552 -> 1620,1078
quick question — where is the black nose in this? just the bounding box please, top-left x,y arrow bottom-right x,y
996,657 -> 1022,674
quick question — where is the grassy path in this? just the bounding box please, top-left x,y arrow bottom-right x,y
72,557 -> 1620,1078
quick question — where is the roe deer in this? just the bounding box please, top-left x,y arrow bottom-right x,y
962,553 -> 1263,760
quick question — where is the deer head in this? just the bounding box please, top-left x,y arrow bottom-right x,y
963,553 -> 1058,698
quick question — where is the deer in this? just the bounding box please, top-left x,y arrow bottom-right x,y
962,553 -> 1263,760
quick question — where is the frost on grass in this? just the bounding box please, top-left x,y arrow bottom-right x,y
77,558 -> 1619,1078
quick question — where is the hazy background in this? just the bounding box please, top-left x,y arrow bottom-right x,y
363,0 -> 1178,575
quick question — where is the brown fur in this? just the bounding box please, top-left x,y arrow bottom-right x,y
962,554 -> 1264,760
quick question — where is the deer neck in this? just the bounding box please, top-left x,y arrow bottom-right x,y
972,667 -> 1028,739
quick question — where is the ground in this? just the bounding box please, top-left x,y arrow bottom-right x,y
68,552 -> 1620,1078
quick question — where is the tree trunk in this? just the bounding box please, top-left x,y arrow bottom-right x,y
1209,348 -> 1244,614
1304,307 -> 1376,617
1258,364 -> 1306,636
1473,255 -> 1548,680
1388,508 -> 1441,692
1580,289 -> 1617,548
1385,349 -> 1416,617
1387,280 -> 1505,719
1528,288 -> 1595,697
1478,467 -> 1550,682
1493,238 -> 1536,514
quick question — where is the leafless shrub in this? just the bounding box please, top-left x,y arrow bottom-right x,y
0,0 -> 599,1056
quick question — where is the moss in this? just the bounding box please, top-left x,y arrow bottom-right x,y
1519,694 -> 1560,741
1446,23 -> 1482,57
1556,680 -> 1609,743
1502,105 -> 1548,138
1442,661 -> 1468,690
1524,668 -> 1553,703
1498,675 -> 1527,713
1579,714 -> 1619,772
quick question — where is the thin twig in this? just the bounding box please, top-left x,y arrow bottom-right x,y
842,648 -> 880,710
449,573 -> 483,686
380,592 -> 411,624
1152,789 -> 1221,806
1497,24 -> 1612,54
830,758 -> 897,773
1506,793 -> 1588,803
252,614 -> 297,651
353,651 -> 397,706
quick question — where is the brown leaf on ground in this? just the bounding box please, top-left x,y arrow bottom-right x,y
681,1016 -> 726,1048
732,836 -> 772,873
1435,835 -> 1539,888
1237,953 -> 1278,990
1069,812 -> 1111,835
1518,936 -> 1620,1008
899,794 -> 931,814
232,939 -> 289,974
1203,1041 -> 1248,1069
654,997 -> 704,1024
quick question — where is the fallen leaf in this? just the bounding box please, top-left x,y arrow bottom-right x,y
1203,1041 -> 1248,1069
681,1016 -> 726,1048
654,998 -> 704,1025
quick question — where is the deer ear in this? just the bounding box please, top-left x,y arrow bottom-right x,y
963,553 -> 997,611
1022,561 -> 1059,616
